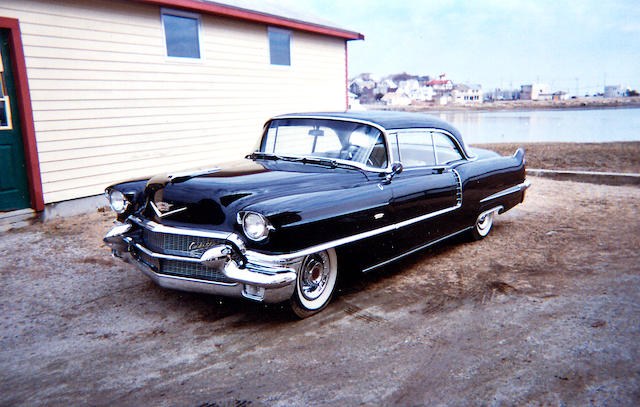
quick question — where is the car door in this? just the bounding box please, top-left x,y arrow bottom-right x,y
387,130 -> 462,252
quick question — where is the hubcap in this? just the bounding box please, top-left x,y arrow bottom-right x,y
300,253 -> 330,301
477,213 -> 493,235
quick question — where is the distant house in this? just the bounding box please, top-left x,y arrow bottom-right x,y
347,92 -> 365,110
374,79 -> 398,95
452,84 -> 482,105
486,88 -> 519,101
604,85 -> 623,98
0,0 -> 363,213
380,91 -> 412,106
426,76 -> 453,91
552,91 -> 569,101
520,84 -> 551,100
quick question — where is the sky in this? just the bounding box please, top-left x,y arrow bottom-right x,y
281,0 -> 640,95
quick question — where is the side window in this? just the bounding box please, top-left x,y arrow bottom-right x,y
432,132 -> 464,164
268,27 -> 291,66
396,131 -> 436,167
162,10 -> 201,58
364,133 -> 388,168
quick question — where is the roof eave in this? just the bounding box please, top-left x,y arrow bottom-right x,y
130,0 -> 365,40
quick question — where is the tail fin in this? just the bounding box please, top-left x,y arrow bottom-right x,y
513,148 -> 525,165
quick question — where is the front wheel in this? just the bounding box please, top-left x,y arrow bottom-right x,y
471,211 -> 494,240
290,248 -> 338,318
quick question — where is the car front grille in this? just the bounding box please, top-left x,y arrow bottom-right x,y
135,227 -> 234,284
133,245 -> 235,284
143,228 -> 225,258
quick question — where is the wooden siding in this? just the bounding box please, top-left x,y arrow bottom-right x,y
0,0 -> 347,203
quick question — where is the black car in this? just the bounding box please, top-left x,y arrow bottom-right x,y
104,111 -> 530,317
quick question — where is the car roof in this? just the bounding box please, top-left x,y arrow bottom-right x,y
271,110 -> 468,156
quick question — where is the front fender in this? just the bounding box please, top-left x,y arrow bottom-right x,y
243,182 -> 393,254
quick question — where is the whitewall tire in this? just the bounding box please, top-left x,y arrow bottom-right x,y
290,248 -> 338,318
471,211 -> 494,240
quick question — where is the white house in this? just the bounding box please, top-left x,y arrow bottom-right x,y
452,84 -> 482,105
604,85 -> 623,98
0,0 -> 363,215
380,91 -> 412,106
520,84 -> 551,100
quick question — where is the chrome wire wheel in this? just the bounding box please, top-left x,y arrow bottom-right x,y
300,253 -> 331,301
291,248 -> 338,318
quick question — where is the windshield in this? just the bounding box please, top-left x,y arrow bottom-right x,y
259,118 -> 388,168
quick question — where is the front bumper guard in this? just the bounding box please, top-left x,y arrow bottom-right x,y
104,223 -> 299,303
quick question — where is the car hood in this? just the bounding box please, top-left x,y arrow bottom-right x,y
141,158 -> 370,229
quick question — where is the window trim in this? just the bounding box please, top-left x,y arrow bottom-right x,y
432,131 -> 465,165
161,8 -> 203,60
268,26 -> 292,66
390,129 -> 469,170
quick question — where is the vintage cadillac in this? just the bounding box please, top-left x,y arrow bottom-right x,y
104,111 -> 530,317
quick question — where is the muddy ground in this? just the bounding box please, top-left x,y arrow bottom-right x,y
1,176 -> 639,406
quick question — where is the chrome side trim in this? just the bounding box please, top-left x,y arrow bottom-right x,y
268,202 -> 462,261
129,199 -> 463,263
362,227 -> 473,273
452,169 -> 463,206
480,180 -> 531,203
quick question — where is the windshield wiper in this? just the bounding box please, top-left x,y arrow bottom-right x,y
249,152 -> 364,172
248,152 -> 332,166
247,152 -> 284,160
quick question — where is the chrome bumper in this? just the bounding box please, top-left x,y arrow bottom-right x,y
104,220 -> 299,303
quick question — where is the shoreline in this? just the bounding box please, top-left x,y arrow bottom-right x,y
362,96 -> 640,112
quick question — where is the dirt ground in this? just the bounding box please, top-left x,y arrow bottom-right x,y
1,176 -> 639,406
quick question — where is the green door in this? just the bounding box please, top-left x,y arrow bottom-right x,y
0,29 -> 30,211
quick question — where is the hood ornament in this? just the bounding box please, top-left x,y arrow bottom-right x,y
150,200 -> 187,218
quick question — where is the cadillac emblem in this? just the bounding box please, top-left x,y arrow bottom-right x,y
155,201 -> 173,212
150,200 -> 187,218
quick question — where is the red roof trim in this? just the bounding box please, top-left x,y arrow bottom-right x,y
131,0 -> 364,40
426,79 -> 451,86
0,17 -> 44,211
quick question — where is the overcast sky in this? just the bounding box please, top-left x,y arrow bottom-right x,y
285,0 -> 640,95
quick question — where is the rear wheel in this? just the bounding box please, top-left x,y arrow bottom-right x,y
290,248 -> 338,318
471,211 -> 494,240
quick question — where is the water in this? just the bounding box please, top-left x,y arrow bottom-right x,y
432,107 -> 640,144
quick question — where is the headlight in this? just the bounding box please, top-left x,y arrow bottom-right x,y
105,189 -> 129,214
241,212 -> 272,241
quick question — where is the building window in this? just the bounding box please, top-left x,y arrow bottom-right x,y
268,27 -> 291,66
162,10 -> 201,58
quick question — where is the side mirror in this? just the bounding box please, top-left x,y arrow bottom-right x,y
383,162 -> 403,184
